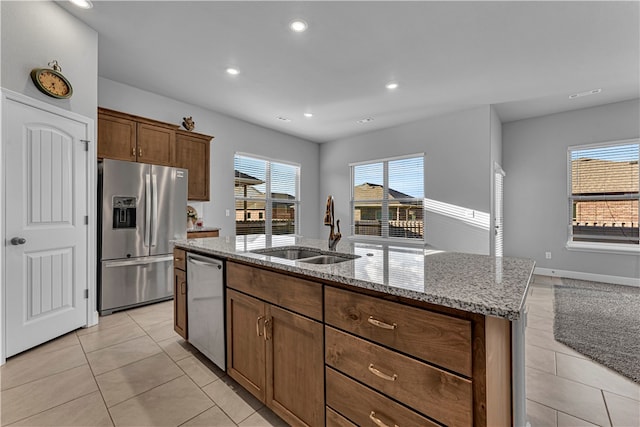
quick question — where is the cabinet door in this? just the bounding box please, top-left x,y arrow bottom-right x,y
266,305 -> 324,427
175,133 -> 210,201
226,289 -> 267,401
137,123 -> 175,166
98,113 -> 136,161
173,268 -> 187,339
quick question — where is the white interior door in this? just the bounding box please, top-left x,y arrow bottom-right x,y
3,94 -> 91,358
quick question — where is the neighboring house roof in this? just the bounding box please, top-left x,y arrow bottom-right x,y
572,159 -> 639,194
235,170 -> 265,186
354,182 -> 415,202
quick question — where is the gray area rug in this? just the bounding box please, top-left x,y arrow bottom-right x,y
553,278 -> 640,383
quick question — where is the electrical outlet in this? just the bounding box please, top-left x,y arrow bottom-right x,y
225,209 -> 230,217
545,251 -> 552,259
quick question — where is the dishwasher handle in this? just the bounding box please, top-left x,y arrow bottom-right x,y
187,254 -> 223,270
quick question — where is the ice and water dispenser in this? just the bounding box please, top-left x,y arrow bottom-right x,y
112,196 -> 137,229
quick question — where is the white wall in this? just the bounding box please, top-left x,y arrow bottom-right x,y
319,106 -> 493,254
0,0 -> 98,362
503,99 -> 640,281
98,78 -> 321,238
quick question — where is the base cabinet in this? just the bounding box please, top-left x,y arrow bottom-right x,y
173,249 -> 187,339
227,273 -> 324,427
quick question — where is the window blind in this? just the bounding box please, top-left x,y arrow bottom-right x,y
351,155 -> 425,240
569,142 -> 639,245
234,154 -> 300,236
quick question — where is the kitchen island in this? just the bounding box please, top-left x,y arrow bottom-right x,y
174,235 -> 535,427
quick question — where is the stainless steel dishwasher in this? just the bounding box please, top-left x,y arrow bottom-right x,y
186,253 -> 225,371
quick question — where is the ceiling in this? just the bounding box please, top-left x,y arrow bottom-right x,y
58,1 -> 639,143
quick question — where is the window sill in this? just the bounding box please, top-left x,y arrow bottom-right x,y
347,235 -> 429,248
566,241 -> 640,256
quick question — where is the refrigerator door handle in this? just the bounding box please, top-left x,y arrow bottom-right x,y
151,174 -> 158,247
103,255 -> 174,268
144,174 -> 151,247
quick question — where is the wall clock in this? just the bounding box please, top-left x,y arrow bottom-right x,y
30,60 -> 73,99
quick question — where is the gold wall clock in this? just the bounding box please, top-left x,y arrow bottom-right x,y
30,60 -> 73,99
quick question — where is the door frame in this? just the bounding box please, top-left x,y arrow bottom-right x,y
0,89 -> 97,365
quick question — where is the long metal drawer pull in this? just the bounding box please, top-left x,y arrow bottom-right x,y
369,411 -> 398,427
256,316 -> 264,337
367,316 -> 397,330
174,257 -> 183,262
368,364 -> 398,381
180,281 -> 186,295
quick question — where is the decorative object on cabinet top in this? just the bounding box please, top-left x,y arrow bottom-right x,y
30,60 -> 73,99
182,116 -> 195,131
187,205 -> 198,229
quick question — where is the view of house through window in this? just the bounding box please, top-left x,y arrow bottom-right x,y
569,140 -> 639,246
234,154 -> 299,236
351,155 -> 425,240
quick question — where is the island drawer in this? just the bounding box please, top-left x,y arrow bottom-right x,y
173,248 -> 186,271
227,262 -> 323,321
325,326 -> 473,426
324,286 -> 472,376
326,367 -> 440,427
326,407 -> 357,427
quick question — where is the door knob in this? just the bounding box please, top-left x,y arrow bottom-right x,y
11,237 -> 26,245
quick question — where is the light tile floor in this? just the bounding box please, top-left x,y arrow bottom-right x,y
0,300 -> 286,427
525,276 -> 640,427
1,275 -> 638,426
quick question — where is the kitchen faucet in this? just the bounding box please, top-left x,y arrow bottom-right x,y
324,195 -> 341,251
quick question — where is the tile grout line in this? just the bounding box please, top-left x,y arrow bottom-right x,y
601,389 -> 614,427
77,330 -> 117,427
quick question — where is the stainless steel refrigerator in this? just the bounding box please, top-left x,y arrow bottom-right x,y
98,159 -> 187,315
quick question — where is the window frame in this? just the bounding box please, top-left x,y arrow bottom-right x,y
566,138 -> 639,254
234,152 -> 301,237
349,153 -> 426,243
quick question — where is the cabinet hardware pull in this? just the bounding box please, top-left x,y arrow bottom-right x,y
138,147 -> 143,157
264,318 -> 271,341
369,411 -> 398,427
368,364 -> 398,381
256,316 -> 264,337
180,282 -> 186,295
174,257 -> 182,262
132,147 -> 136,157
367,316 -> 397,330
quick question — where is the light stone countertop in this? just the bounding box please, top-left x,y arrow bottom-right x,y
174,235 -> 535,321
186,226 -> 221,232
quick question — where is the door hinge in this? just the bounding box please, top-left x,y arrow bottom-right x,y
84,215 -> 89,225
84,289 -> 89,299
80,139 -> 90,151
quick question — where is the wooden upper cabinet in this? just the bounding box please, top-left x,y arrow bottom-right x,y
137,122 -> 175,166
97,111 -> 136,161
175,130 -> 212,201
97,107 -> 178,166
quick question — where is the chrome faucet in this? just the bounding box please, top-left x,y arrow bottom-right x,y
324,195 -> 341,251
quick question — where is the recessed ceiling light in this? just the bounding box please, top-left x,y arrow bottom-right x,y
303,113 -> 313,118
357,118 -> 374,124
226,67 -> 240,75
290,20 -> 308,33
385,82 -> 399,90
69,0 -> 93,9
569,88 -> 601,99
277,117 -> 292,122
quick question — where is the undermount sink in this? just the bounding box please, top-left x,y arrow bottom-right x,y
251,247 -> 324,260
251,246 -> 359,264
298,255 -> 353,264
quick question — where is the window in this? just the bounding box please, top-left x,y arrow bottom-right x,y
234,154 -> 300,236
351,155 -> 425,240
568,140 -> 639,249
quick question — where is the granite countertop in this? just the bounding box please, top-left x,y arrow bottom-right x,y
174,235 -> 535,321
186,226 -> 221,232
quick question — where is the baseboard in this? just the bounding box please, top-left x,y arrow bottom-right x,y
534,267 -> 640,287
